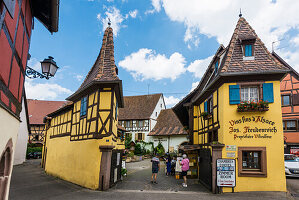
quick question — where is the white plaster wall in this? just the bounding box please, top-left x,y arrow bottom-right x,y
14,100 -> 29,165
149,95 -> 166,131
0,106 -> 20,200
149,135 -> 188,153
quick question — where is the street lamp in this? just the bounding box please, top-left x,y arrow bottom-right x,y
25,56 -> 59,79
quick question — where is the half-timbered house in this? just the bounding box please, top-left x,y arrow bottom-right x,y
118,93 -> 166,143
174,16 -> 289,193
27,99 -> 66,145
42,25 -> 124,191
272,53 -> 299,154
148,109 -> 188,153
0,0 -> 59,199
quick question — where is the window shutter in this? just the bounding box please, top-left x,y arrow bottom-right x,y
229,85 -> 240,104
263,83 -> 274,103
204,101 -> 208,112
142,133 -> 145,141
135,133 -> 138,141
293,94 -> 299,105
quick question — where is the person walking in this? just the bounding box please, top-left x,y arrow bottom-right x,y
180,154 -> 189,187
166,154 -> 171,176
151,154 -> 160,184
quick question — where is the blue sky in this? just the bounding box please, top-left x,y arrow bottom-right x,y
25,0 -> 299,108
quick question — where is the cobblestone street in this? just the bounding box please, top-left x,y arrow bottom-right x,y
8,159 -> 293,200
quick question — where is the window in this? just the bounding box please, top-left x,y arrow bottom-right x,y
215,60 -> 219,72
137,133 -> 143,141
80,96 -> 88,117
160,104 -> 162,108
238,147 -> 267,177
283,120 -> 298,131
115,102 -> 118,120
244,44 -> 253,57
281,95 -> 291,106
138,120 -> 143,128
208,98 -> 213,114
241,86 -> 259,102
155,112 -> 157,117
125,121 -> 131,128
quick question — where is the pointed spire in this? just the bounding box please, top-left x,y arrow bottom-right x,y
67,26 -> 120,100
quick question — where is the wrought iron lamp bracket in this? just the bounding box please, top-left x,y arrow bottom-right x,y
25,66 -> 48,79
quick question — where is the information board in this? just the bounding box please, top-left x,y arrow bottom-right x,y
217,159 -> 236,187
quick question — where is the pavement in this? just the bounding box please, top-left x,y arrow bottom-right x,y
9,159 -> 294,200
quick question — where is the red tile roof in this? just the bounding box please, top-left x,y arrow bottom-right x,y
118,94 -> 162,120
27,99 -> 67,124
148,109 -> 187,136
220,17 -> 288,73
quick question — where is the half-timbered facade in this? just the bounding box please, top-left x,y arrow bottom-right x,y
174,16 -> 289,193
118,94 -> 166,143
0,1 -> 59,199
272,53 -> 299,154
43,25 -> 124,191
27,99 -> 66,145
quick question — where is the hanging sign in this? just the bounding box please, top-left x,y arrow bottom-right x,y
217,159 -> 236,187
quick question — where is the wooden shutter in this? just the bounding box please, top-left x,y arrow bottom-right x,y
293,94 -> 299,105
204,102 -> 208,112
229,85 -> 240,104
135,133 -> 138,141
263,83 -> 274,103
3,0 -> 16,18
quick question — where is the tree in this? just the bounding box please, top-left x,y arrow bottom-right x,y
125,133 -> 132,149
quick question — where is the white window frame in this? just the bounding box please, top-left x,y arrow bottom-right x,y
241,86 -> 259,102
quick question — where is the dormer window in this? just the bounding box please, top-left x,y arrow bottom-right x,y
239,34 -> 256,61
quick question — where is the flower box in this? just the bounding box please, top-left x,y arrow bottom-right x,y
237,100 -> 269,112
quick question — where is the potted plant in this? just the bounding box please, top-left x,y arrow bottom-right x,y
237,100 -> 269,112
200,111 -> 210,120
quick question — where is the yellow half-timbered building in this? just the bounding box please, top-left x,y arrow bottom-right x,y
42,25 -> 124,190
174,16 -> 290,193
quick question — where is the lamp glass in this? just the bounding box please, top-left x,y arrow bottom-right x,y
49,63 -> 58,76
41,62 -> 51,76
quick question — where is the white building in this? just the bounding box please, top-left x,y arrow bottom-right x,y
118,94 -> 166,143
13,98 -> 30,165
148,109 -> 188,152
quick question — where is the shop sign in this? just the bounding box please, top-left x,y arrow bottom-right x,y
226,152 -> 235,158
228,116 -> 277,140
226,145 -> 236,151
217,159 -> 236,187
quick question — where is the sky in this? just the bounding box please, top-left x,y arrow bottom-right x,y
25,0 -> 299,108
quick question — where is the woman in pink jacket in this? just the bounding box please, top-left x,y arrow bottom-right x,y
180,154 -> 189,187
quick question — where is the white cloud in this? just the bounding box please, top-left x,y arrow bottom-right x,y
27,58 -> 41,71
98,7 -> 139,36
25,79 -> 72,100
164,96 -> 180,107
276,49 -> 299,74
291,35 -> 299,47
187,55 -> 213,78
129,10 -> 138,18
99,7 -> 124,36
145,0 -> 162,14
190,81 -> 200,92
75,75 -> 84,82
119,48 -> 186,81
161,0 -> 299,49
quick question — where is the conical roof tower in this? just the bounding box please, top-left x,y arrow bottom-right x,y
67,26 -> 123,107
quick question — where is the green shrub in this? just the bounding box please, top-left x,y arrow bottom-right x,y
26,147 -> 42,154
121,168 -> 127,176
154,142 -> 165,156
128,151 -> 134,157
134,143 -> 142,155
125,134 -> 132,149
